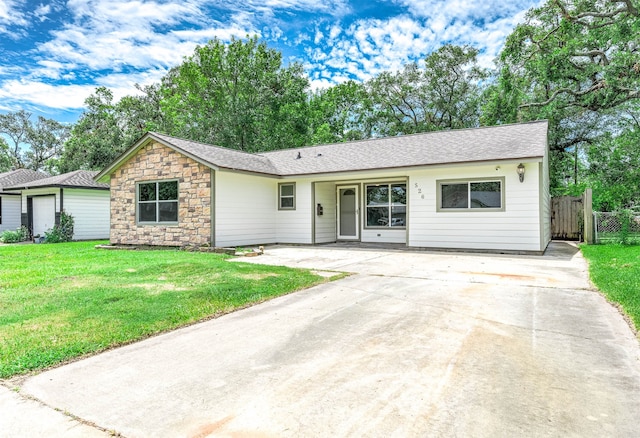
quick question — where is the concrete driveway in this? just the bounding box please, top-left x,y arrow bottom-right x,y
4,242 -> 640,437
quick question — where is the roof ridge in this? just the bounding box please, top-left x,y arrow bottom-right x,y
150,132 -> 272,160
260,120 -> 550,156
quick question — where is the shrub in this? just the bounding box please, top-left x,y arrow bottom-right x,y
44,211 -> 75,243
0,226 -> 29,243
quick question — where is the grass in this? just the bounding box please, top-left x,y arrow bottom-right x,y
580,244 -> 640,332
0,241 -> 333,378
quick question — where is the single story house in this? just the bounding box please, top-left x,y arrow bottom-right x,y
0,169 -> 49,233
6,170 -> 111,240
95,120 -> 550,253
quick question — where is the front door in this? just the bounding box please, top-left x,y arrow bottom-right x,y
337,185 -> 359,240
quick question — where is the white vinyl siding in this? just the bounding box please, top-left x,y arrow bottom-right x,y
0,195 -> 21,232
314,182 -> 337,244
20,188 -> 62,213
64,189 -> 111,240
276,180 -> 312,244
215,171 -> 277,247
408,163 -> 543,252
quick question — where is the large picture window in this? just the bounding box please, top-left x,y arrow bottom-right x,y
438,179 -> 504,211
137,180 -> 178,223
366,183 -> 406,227
279,183 -> 296,210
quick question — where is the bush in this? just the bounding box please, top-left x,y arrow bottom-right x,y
44,211 -> 75,243
0,226 -> 29,243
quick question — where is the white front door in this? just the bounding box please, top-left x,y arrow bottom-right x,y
337,185 -> 359,240
32,196 -> 56,236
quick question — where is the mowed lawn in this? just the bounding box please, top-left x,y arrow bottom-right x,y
0,241 -> 332,378
581,244 -> 640,332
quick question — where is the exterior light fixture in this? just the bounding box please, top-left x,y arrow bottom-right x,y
517,163 -> 525,182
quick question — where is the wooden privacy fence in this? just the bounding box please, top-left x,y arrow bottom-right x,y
551,189 -> 593,242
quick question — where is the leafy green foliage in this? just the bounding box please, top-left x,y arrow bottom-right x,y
366,45 -> 488,135
0,241 -> 328,377
0,110 -> 69,171
308,81 -> 372,144
44,210 -> 74,243
161,36 -> 310,152
0,226 -> 29,243
586,126 -> 640,211
0,138 -> 12,172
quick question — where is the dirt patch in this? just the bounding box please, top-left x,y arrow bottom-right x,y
125,283 -> 188,294
238,273 -> 280,280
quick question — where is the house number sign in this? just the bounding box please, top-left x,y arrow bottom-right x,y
414,182 -> 425,199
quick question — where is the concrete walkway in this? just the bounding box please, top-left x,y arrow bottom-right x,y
3,242 -> 640,437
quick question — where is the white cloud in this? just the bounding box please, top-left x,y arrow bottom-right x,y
0,0 -> 28,30
34,3 -> 51,21
0,79 -> 97,109
35,1 -> 257,79
308,16 -> 436,83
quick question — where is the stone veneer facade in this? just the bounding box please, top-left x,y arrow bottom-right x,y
110,141 -> 212,246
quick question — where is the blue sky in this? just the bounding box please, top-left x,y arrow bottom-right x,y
0,0 -> 542,123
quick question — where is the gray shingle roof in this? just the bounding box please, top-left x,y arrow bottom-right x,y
0,169 -> 49,190
151,132 -> 279,175
97,121 -> 548,181
260,121 -> 548,176
6,170 -> 109,190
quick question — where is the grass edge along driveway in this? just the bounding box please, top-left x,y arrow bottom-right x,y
581,244 -> 640,334
0,241 -> 340,378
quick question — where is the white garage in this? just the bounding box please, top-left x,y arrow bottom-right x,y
6,170 -> 110,240
31,195 -> 56,237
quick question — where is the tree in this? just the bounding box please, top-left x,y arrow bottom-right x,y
24,117 -> 70,173
488,0 -> 640,198
0,110 -> 31,168
160,36 -> 310,152
308,81 -> 372,144
59,88 -> 126,172
0,110 -> 69,172
501,0 -> 640,112
0,137 -> 12,172
366,45 -> 488,136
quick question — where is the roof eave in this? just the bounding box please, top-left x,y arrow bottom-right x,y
95,132 -> 222,183
275,156 -> 545,178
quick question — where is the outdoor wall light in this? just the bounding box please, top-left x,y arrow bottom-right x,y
517,163 -> 525,182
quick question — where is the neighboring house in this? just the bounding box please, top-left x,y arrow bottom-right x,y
0,169 -> 49,233
96,120 -> 551,253
5,170 -> 110,240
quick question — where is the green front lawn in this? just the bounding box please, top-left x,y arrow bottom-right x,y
0,241 -> 332,378
581,244 -> 640,332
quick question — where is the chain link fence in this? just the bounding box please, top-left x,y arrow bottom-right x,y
593,211 -> 640,244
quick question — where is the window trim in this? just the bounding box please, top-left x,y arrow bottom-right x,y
278,182 -> 296,211
436,177 -> 505,212
136,179 -> 179,225
364,182 -> 407,229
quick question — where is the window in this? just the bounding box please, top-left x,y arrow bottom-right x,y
279,183 -> 296,210
438,178 -> 504,211
137,180 -> 178,223
366,183 -> 406,227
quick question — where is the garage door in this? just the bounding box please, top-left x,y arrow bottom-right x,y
32,196 -> 56,236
